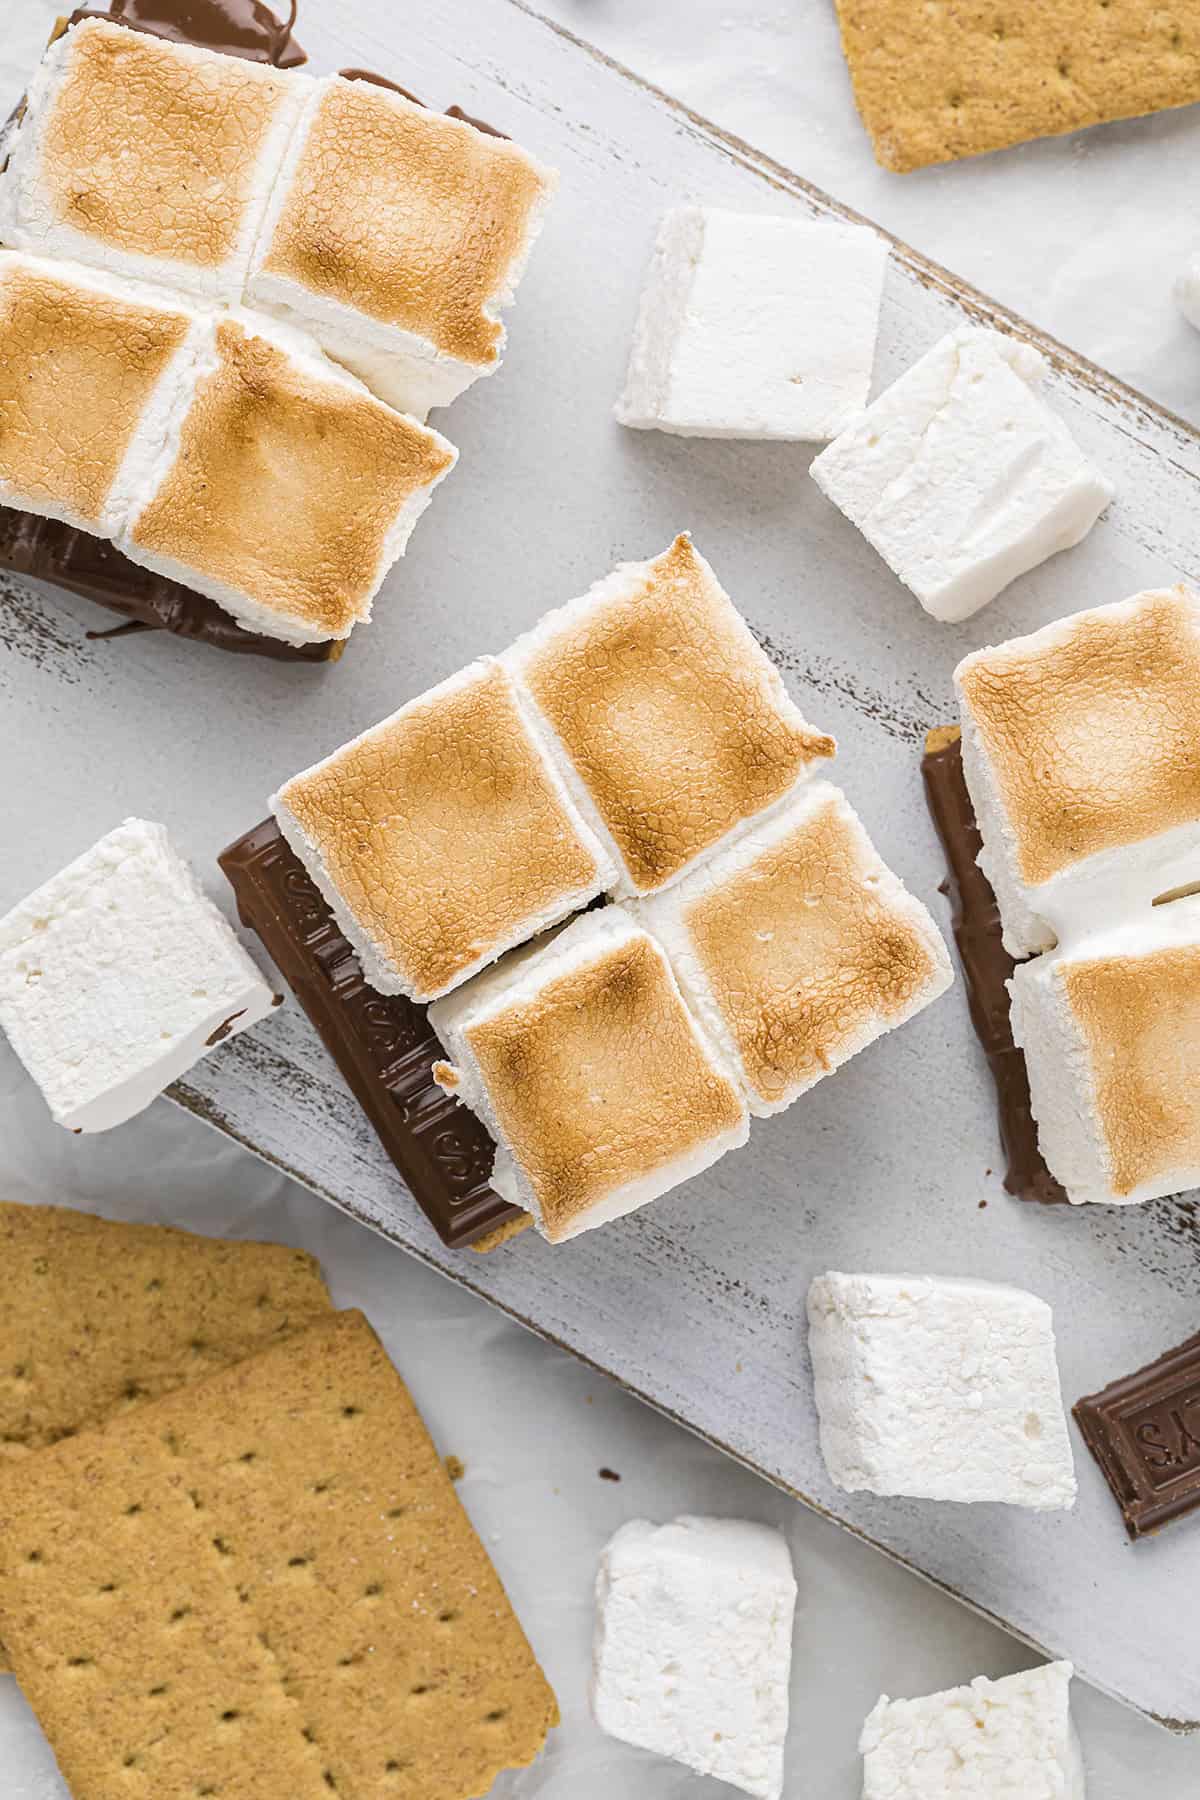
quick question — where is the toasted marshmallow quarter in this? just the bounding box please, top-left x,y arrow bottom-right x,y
617,208 -> 889,442
114,315 -> 456,645
634,783 -> 952,1116
956,586 -> 1200,956
0,819 -> 277,1133
810,328 -> 1113,622
273,661 -> 613,1003
0,19 -> 309,305
807,1273 -> 1077,1508
861,1663 -> 1084,1800
0,251 -> 204,535
505,535 -> 835,899
430,909 -> 750,1242
246,76 -> 557,417
1011,900 -> 1200,1207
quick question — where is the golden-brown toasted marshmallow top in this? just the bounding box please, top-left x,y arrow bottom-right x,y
1062,944 -> 1200,1198
0,260 -> 189,524
130,320 -> 454,633
687,793 -> 942,1103
261,81 -> 551,365
959,588 -> 1200,887
521,536 -> 835,892
41,21 -> 295,268
278,663 -> 602,997
465,933 -> 745,1240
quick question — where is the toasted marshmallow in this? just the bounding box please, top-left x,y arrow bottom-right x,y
246,76 -> 557,416
634,783 -> 952,1116
0,251 -> 204,535
430,908 -> 750,1242
504,535 -> 835,898
273,660 -> 613,1003
810,328 -> 1113,622
807,1272 -> 1077,1508
956,586 -> 1200,956
115,314 -> 457,645
0,819 -> 278,1133
1011,900 -> 1200,1206
617,208 -> 889,442
0,19 -> 309,305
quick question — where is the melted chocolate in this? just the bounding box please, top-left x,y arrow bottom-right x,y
0,509 -> 339,663
337,68 -> 507,137
69,0 -> 305,65
921,731 -> 1066,1205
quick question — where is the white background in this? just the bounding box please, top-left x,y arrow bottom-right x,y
3,2 -> 1200,1794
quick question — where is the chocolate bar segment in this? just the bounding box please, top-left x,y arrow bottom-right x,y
1074,1333 -> 1200,1538
69,0 -> 307,66
0,507 -> 340,663
219,818 -> 521,1248
921,727 -> 1066,1204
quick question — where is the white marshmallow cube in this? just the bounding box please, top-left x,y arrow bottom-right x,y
806,1272 -> 1076,1508
861,1662 -> 1085,1799
0,819 -> 278,1132
616,207 -> 888,441
810,327 -> 1113,622
1011,900 -> 1200,1207
591,1515 -> 796,1800
1175,251 -> 1200,332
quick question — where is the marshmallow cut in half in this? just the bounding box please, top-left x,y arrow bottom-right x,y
273,660 -> 613,1004
634,782 -> 952,1115
0,819 -> 278,1133
505,535 -> 835,898
246,75 -> 558,417
429,908 -> 750,1242
806,1272 -> 1077,1508
115,314 -> 457,646
810,327 -> 1113,622
1011,899 -> 1200,1207
956,586 -> 1200,957
861,1662 -> 1085,1800
0,18 -> 309,305
0,250 -> 204,536
591,1515 -> 797,1800
617,207 -> 888,441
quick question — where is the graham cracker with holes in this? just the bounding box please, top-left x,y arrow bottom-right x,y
0,1201 -> 332,1674
833,0 -> 1200,172
0,1310 -> 558,1799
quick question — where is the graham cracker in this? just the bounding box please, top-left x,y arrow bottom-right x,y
0,1201 -> 332,1461
833,0 -> 1200,172
0,1310 -> 559,1799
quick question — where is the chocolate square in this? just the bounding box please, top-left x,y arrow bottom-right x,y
1074,1333 -> 1200,1539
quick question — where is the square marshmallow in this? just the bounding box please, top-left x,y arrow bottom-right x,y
0,251 -> 204,536
806,1273 -> 1076,1508
616,208 -> 888,441
272,659 -> 613,1004
505,535 -> 835,898
957,585 -> 1200,956
430,908 -> 750,1242
115,313 -> 457,645
247,75 -> 558,417
861,1663 -> 1084,1800
634,782 -> 952,1115
1011,900 -> 1200,1206
591,1516 -> 796,1800
0,819 -> 278,1132
0,18 -> 309,305
810,328 -> 1113,622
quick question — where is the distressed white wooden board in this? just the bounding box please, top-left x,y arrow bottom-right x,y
2,0 -> 1200,1736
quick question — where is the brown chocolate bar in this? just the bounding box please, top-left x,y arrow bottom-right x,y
921,727 -> 1066,1204
219,818 -> 522,1249
0,508 -> 339,663
69,0 -> 307,66
1074,1333 -> 1200,1538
